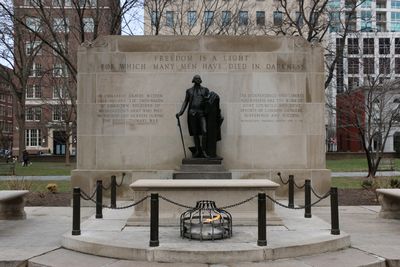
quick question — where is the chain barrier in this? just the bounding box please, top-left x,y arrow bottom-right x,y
159,195 -> 194,209
277,172 -> 289,185
311,186 -> 326,199
80,187 -> 97,201
104,195 -> 149,209
101,183 -> 111,190
266,191 -> 331,210
220,194 -> 258,209
294,180 -> 305,189
116,173 -> 126,187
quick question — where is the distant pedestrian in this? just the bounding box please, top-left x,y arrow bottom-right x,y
22,150 -> 29,167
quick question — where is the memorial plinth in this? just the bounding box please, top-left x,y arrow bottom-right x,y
127,179 -> 281,226
73,36 -> 330,203
173,158 -> 232,179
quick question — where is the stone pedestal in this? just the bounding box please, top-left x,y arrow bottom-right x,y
377,189 -> 400,219
173,158 -> 232,179
127,179 -> 281,226
0,190 -> 29,220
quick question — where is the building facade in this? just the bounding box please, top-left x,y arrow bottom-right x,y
13,0 -> 114,156
0,65 -> 14,155
329,0 -> 400,152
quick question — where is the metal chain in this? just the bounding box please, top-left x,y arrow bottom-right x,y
294,180 -> 305,189
101,183 -> 111,191
265,192 -> 331,210
116,173 -> 126,187
277,172 -> 289,185
80,188 -> 97,201
219,194 -> 258,209
311,186 -> 327,199
105,195 -> 149,209
159,195 -> 194,209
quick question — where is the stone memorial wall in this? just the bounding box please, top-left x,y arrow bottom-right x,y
72,36 -> 330,199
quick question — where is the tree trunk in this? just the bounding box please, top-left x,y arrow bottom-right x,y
65,124 -> 70,166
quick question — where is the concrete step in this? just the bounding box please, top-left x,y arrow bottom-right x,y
27,248 -> 386,267
173,171 -> 232,179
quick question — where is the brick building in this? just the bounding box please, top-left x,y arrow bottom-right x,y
0,65 -> 14,154
12,0 -> 115,156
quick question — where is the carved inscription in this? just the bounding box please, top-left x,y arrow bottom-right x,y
97,93 -> 164,126
98,53 -> 305,73
240,93 -> 304,123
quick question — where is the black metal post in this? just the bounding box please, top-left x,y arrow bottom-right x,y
96,180 -> 103,219
330,187 -> 340,235
288,175 -> 294,208
257,193 -> 267,246
150,193 -> 159,247
110,175 -> 117,209
72,187 -> 81,235
304,179 -> 312,218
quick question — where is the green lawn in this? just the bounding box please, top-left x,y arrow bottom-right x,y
327,158 -> 400,172
0,179 -> 71,192
14,162 -> 75,176
331,177 -> 363,189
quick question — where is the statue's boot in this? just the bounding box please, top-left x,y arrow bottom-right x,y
201,135 -> 210,158
193,136 -> 202,158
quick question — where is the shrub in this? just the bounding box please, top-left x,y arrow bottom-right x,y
46,183 -> 58,193
390,178 -> 400,188
6,178 -> 32,190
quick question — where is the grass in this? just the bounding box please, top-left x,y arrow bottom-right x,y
327,158 -> 400,172
14,162 -> 75,176
0,179 -> 71,192
332,176 -> 400,189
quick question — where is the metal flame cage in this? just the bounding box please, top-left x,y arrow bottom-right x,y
180,200 -> 232,240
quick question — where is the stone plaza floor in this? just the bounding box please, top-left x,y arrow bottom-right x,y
0,204 -> 399,266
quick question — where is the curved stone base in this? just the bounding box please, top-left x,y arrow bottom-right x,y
62,205 -> 350,264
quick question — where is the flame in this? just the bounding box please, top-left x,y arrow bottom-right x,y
203,214 -> 221,223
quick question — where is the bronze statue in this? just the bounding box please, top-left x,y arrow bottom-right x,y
176,75 -> 223,158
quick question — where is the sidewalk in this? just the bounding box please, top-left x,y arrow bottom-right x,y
332,171 -> 400,177
1,205 -> 399,266
0,175 -> 70,181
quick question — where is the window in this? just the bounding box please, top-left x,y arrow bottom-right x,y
328,0 -> 340,8
392,0 -> 400,8
166,11 -> 174,27
26,129 -> 41,147
379,58 -> 390,74
348,77 -> 359,90
79,0 -> 96,7
83,18 -> 94,32
329,12 -> 341,32
204,11 -> 214,27
222,11 -> 231,26
273,11 -> 283,26
363,38 -> 374,54
52,0 -> 72,6
25,107 -> 41,121
395,58 -> 400,73
361,11 -> 372,31
187,11 -> 196,27
26,17 -> 41,32
396,38 -> 400,54
26,85 -> 41,99
361,0 -> 372,7
151,11 -> 158,26
295,11 -> 303,27
392,12 -> 400,31
238,11 -> 248,26
53,64 -> 68,77
53,86 -> 68,99
347,38 -> 358,54
24,0 -> 41,6
345,0 -> 357,8
53,18 -> 69,33
345,11 -> 356,31
30,63 -> 42,77
363,58 -> 375,74
52,106 -> 65,121
379,38 -> 390,54
377,0 -> 386,8
256,11 -> 265,26
25,41 -> 41,55
348,58 -> 359,74
376,12 -> 387,32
